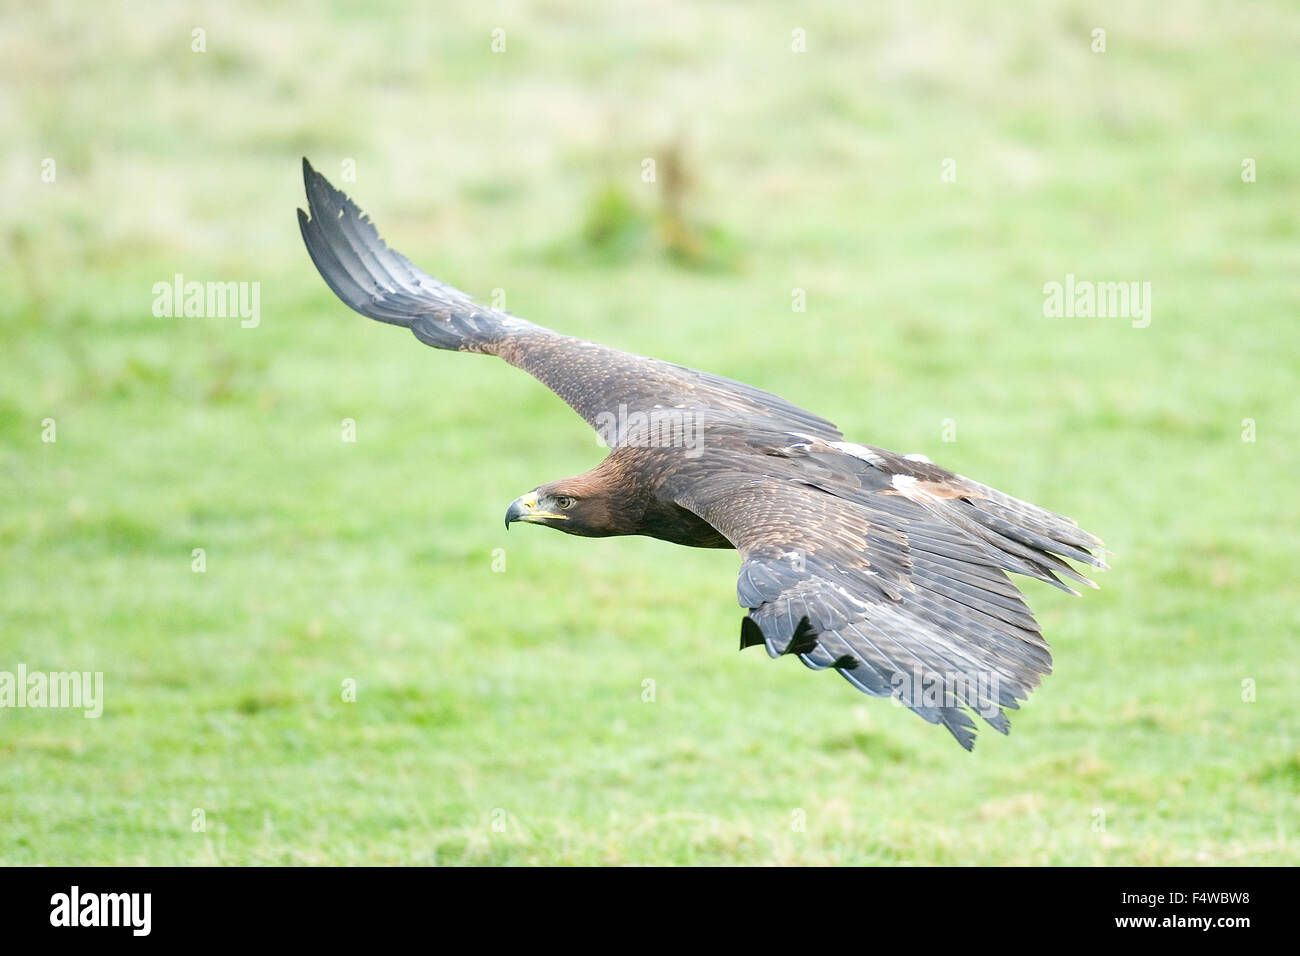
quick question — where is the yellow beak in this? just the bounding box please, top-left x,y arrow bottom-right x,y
504,491 -> 567,528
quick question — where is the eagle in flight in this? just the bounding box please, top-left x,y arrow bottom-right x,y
297,158 -> 1106,750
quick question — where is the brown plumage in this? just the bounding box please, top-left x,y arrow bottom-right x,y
298,158 -> 1107,750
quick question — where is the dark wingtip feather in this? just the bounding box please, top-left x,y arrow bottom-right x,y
739,615 -> 765,651
934,706 -> 978,749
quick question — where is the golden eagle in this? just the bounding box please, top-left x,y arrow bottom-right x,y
298,159 -> 1106,750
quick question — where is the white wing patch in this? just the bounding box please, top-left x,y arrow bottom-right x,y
829,441 -> 888,467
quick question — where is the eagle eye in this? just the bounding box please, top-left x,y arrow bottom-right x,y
554,495 -> 576,510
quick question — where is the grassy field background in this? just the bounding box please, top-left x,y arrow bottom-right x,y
1,1 -> 1296,864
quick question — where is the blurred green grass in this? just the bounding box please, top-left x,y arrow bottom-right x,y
0,0 -> 1296,864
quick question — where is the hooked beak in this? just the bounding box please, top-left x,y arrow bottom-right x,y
504,491 -> 567,529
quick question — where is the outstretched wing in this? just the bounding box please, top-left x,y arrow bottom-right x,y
297,158 -> 841,442
667,433 -> 1106,750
